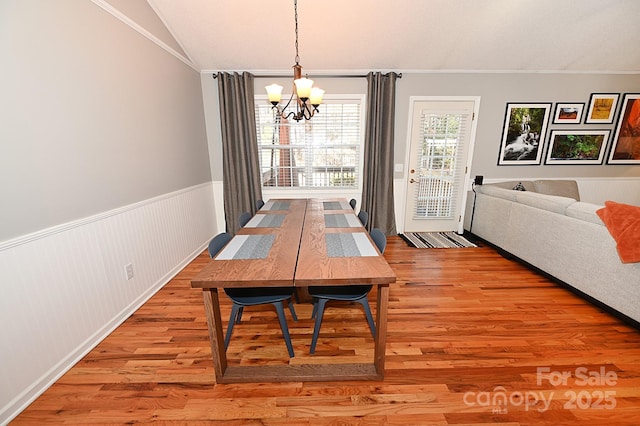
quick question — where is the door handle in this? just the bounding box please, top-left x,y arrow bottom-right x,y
409,178 -> 418,183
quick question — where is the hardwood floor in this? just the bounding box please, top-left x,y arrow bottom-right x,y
12,236 -> 640,425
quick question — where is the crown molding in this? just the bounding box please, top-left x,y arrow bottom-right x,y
90,0 -> 198,71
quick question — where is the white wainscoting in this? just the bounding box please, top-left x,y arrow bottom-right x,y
212,180 -> 225,233
576,177 -> 640,206
0,183 -> 217,424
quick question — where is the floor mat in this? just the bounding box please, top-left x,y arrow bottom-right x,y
399,232 -> 478,248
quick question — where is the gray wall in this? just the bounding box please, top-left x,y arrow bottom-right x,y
0,0 -> 211,242
4,0 -> 636,244
202,73 -> 640,186
395,73 -> 640,180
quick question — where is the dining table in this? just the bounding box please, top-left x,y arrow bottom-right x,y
191,198 -> 396,383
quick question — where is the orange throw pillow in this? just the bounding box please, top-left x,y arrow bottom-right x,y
596,201 -> 640,263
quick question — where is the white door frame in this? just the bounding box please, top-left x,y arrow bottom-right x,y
397,96 -> 481,234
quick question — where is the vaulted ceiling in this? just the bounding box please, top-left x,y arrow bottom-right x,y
138,0 -> 640,75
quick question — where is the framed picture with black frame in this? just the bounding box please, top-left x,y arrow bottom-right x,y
544,129 -> 610,165
553,103 -> 584,124
585,93 -> 619,124
498,103 -> 551,165
607,93 -> 640,164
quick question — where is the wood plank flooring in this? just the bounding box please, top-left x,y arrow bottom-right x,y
12,236 -> 640,425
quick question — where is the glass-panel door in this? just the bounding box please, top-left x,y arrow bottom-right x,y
404,99 -> 476,233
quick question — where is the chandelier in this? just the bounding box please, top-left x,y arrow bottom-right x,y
265,0 -> 324,122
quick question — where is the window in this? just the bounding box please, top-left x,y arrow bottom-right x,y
414,112 -> 467,218
254,97 -> 363,189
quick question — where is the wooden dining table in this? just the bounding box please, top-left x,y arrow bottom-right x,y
191,198 -> 396,383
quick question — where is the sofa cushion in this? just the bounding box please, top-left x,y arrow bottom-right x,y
533,180 -> 580,201
566,202 -> 605,226
515,191 -> 576,214
596,201 -> 640,263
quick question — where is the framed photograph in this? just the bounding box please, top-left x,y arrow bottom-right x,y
585,93 -> 619,124
553,103 -> 584,124
608,93 -> 640,164
498,103 -> 551,165
544,130 -> 609,165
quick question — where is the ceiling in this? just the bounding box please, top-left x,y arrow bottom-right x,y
145,0 -> 640,74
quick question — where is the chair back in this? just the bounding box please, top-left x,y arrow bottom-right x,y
370,228 -> 387,254
349,198 -> 357,210
256,199 -> 265,210
208,232 -> 232,258
357,210 -> 368,228
239,211 -> 252,227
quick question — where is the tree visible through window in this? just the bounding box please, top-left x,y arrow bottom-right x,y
254,98 -> 362,189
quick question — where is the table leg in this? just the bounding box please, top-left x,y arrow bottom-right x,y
374,284 -> 389,378
200,285 -> 388,383
202,288 -> 227,382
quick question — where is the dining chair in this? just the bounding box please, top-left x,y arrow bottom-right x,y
357,210 -> 368,228
239,211 -> 252,227
256,199 -> 265,210
308,228 -> 386,354
208,232 -> 298,357
349,198 -> 357,210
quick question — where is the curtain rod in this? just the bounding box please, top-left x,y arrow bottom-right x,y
212,73 -> 402,79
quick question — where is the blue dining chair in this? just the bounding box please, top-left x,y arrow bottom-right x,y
357,210 -> 368,228
208,232 -> 298,358
308,228 -> 386,354
239,211 -> 252,228
256,199 -> 265,210
349,198 -> 357,210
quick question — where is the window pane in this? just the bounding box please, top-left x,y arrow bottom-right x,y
414,113 -> 464,218
255,99 -> 361,189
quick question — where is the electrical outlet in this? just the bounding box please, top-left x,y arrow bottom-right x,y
474,175 -> 484,185
125,263 -> 134,280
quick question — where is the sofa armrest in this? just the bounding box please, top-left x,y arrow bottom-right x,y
476,184 -> 518,201
566,202 -> 604,225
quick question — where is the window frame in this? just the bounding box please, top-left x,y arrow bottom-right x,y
254,93 -> 367,199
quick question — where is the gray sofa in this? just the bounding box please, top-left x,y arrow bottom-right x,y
466,179 -> 640,325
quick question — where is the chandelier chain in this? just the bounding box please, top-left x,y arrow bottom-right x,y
294,0 -> 300,65
264,0 -> 322,122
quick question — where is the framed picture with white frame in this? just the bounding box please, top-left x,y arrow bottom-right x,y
585,93 -> 619,124
498,103 -> 551,165
552,103 -> 584,124
544,129 -> 609,165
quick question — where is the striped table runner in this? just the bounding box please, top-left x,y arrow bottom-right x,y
263,200 -> 291,211
325,232 -> 379,257
324,213 -> 361,228
323,200 -> 350,210
245,214 -> 285,228
215,234 -> 276,260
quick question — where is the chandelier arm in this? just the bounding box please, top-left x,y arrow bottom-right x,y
279,92 -> 296,114
303,103 -> 314,120
265,0 -> 320,122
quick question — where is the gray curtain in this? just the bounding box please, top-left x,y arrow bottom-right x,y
217,72 -> 263,233
361,72 -> 398,235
